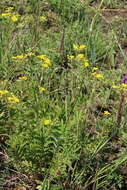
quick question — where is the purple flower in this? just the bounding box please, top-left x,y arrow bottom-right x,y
121,72 -> 127,84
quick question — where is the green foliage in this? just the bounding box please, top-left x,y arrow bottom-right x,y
0,0 -> 127,189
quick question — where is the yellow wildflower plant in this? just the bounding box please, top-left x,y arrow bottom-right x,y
37,54 -> 52,67
7,96 -> 20,103
39,16 -> 47,22
43,120 -> 51,125
103,111 -> 111,115
11,15 -> 18,22
0,90 -> 9,95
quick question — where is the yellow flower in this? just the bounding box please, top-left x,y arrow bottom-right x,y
83,60 -> 89,68
75,54 -> 85,61
73,44 -> 87,51
112,85 -> 120,89
1,12 -> 11,17
0,90 -> 9,95
43,58 -> 52,66
121,83 -> 127,89
92,67 -> 98,72
37,54 -> 47,59
39,87 -> 46,92
12,54 -> 25,60
103,111 -> 111,115
18,76 -> 28,81
37,54 -> 52,67
43,120 -> 51,125
79,45 -> 87,50
39,16 -> 47,22
5,7 -> 14,13
7,96 -> 20,103
11,15 -> 18,22
67,55 -> 75,60
73,44 -> 79,51
94,73 -> 104,79
42,63 -> 49,68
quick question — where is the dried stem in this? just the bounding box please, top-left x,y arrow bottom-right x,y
116,92 -> 125,128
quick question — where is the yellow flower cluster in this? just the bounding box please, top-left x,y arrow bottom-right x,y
0,90 -> 20,103
68,44 -> 89,68
12,53 -> 52,68
37,54 -> 52,68
0,7 -> 19,22
12,52 -> 35,61
73,44 -> 87,51
112,83 -> 127,91
68,53 -> 89,68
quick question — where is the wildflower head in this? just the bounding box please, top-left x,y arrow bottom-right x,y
7,96 -> 20,103
42,63 -> 49,68
112,85 -> 120,89
103,111 -> 111,115
11,15 -> 18,22
92,73 -> 104,79
73,44 -> 87,51
67,55 -> 75,60
92,67 -> 98,72
39,87 -> 46,92
121,83 -> 127,89
83,60 -> 89,68
1,12 -> 11,17
5,7 -> 14,13
37,54 -> 47,60
43,120 -> 51,125
39,16 -> 47,22
12,54 -> 25,60
75,54 -> 85,61
18,76 -> 28,81
0,90 -> 9,95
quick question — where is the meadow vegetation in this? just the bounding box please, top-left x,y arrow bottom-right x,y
1,0 -> 127,189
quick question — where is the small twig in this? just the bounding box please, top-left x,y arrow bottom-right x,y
59,28 -> 65,53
